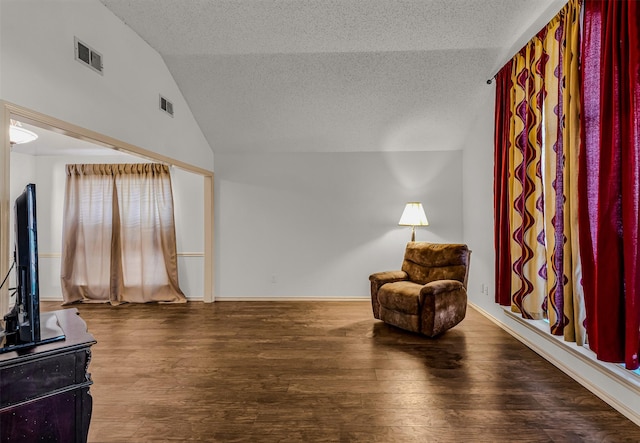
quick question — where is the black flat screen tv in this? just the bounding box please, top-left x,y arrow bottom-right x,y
0,183 -> 64,353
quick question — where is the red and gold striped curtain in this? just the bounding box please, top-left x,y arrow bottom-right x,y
509,35 -> 547,321
543,2 -> 585,344
494,0 -> 585,344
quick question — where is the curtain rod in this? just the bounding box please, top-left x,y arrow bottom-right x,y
485,0 -> 576,86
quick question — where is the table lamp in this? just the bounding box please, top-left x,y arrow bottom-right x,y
398,202 -> 429,241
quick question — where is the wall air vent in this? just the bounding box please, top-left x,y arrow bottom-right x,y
74,37 -> 103,74
159,95 -> 174,117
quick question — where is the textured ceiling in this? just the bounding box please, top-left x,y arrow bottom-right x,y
100,0 -> 565,153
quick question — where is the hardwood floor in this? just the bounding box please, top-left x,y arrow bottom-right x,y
42,301 -> 640,442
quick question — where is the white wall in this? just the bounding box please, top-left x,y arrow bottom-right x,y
461,87 -> 640,425
171,167 -> 205,299
7,153 -> 36,307
0,0 -> 213,170
9,152 -> 36,202
461,88 -> 496,304
215,150 -> 462,299
10,151 -> 204,302
0,2 -> 3,100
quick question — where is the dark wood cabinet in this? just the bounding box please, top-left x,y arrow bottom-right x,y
0,309 -> 95,442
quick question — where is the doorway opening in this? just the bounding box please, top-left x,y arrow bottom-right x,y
1,101 -> 214,315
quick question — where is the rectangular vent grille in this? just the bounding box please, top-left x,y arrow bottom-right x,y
75,37 -> 103,74
159,95 -> 174,116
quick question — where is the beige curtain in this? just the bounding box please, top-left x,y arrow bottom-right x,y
61,163 -> 186,305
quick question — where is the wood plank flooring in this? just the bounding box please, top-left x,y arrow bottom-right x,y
41,301 -> 640,442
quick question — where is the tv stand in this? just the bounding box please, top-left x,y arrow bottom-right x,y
0,308 -> 96,442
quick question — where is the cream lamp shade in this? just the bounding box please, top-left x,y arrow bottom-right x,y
9,120 -> 38,145
398,202 -> 429,241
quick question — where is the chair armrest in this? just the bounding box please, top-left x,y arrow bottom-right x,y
369,270 -> 408,284
420,279 -> 464,297
369,271 -> 408,319
418,280 -> 467,337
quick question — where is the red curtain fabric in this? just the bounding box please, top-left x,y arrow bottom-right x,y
579,0 -> 640,370
494,61 -> 513,306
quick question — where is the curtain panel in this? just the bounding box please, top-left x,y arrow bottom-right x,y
494,61 -> 513,307
543,1 -> 585,344
493,0 -> 585,343
61,163 -> 186,305
578,0 -> 640,370
508,36 -> 548,321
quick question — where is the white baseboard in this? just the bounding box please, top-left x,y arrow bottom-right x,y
213,296 -> 369,302
41,295 -> 369,302
40,295 -> 205,302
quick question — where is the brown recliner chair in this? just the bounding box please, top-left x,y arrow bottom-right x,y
369,242 -> 471,337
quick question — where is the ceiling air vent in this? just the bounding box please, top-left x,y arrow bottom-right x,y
74,37 -> 103,74
159,95 -> 174,117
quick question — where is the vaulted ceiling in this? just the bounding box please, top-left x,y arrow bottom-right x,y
100,0 -> 565,154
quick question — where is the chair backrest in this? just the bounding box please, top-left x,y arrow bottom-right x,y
401,242 -> 471,288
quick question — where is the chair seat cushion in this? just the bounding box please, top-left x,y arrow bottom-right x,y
377,281 -> 424,315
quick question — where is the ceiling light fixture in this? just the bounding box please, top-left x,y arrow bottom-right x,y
9,119 -> 38,145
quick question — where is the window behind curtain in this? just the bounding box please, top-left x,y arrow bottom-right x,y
60,163 -> 186,305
